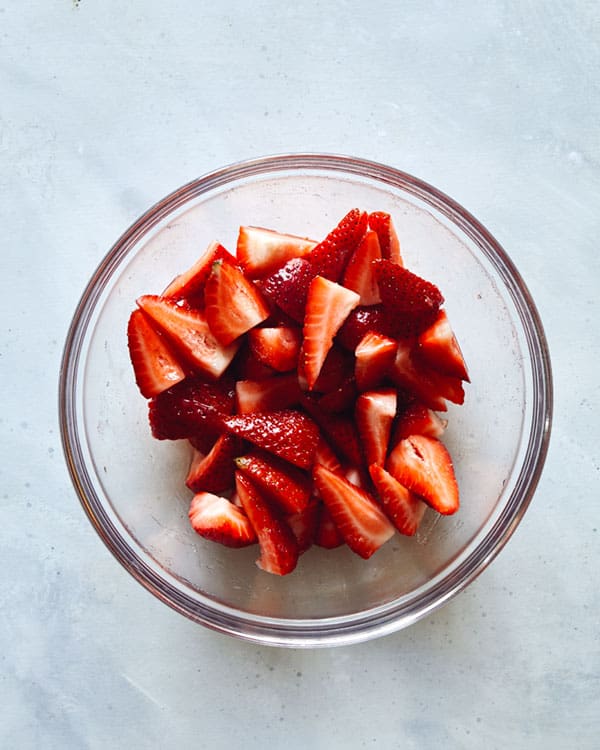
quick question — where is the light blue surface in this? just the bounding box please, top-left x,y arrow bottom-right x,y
2,2 -> 599,748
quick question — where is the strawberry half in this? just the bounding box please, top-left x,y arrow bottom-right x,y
307,208 -> 368,281
355,389 -> 397,468
235,472 -> 299,575
342,230 -> 382,305
417,309 -> 470,382
392,401 -> 447,444
387,435 -> 459,515
185,433 -> 240,494
314,503 -> 345,549
127,309 -> 185,398
223,409 -> 319,469
248,326 -> 301,372
368,211 -> 402,265
137,295 -> 239,379
299,276 -> 360,390
259,257 -> 315,323
204,260 -> 270,345
189,492 -> 257,548
237,226 -> 316,278
354,331 -> 398,392
235,374 -> 302,414
313,464 -> 395,559
369,464 -> 426,536
162,241 -> 236,306
234,452 -> 311,514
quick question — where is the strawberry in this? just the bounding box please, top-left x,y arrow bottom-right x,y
136,295 -> 239,379
235,374 -> 302,414
299,276 -> 360,390
248,326 -> 301,372
223,410 -> 319,469
234,452 -> 311,514
374,259 -> 444,337
313,464 -> 394,559
337,305 -> 393,351
189,492 -> 257,548
259,257 -> 315,323
237,226 -> 316,278
355,389 -> 397,468
387,435 -> 459,515
307,208 -> 368,281
185,434 -> 240,494
342,229 -> 382,305
229,343 -> 277,381
235,472 -> 299,575
148,376 -> 235,441
316,376 -> 357,413
302,397 -> 364,468
368,464 -> 426,536
314,437 -> 343,475
162,241 -> 236,306
127,309 -> 186,398
286,499 -> 319,553
314,503 -> 345,548
417,309 -> 470,382
204,260 -> 270,345
307,345 -> 354,393
392,401 -> 447,444
354,331 -> 398,392
368,211 -> 402,265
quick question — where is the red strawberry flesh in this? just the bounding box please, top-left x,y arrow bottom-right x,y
189,492 -> 257,548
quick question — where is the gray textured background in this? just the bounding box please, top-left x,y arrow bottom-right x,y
2,2 -> 599,748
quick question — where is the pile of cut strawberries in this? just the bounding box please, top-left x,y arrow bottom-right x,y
127,209 -> 470,575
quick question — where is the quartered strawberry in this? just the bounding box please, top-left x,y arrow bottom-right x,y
223,409 -> 319,469
235,472 -> 299,575
354,331 -> 398,392
417,309 -> 470,382
313,464 -> 395,559
368,211 -> 402,265
317,376 -> 357,413
307,208 -> 368,281
185,433 -> 240,494
162,241 -> 236,306
237,226 -> 316,278
337,305 -> 393,351
392,401 -> 447,444
229,343 -> 277,382
127,309 -> 186,398
369,464 -> 426,536
302,398 -> 364,469
299,276 -> 360,391
387,435 -> 459,515
286,499 -> 319,554
342,230 -> 382,305
204,260 -> 270,345
314,503 -> 345,549
148,375 -> 235,441
308,345 -> 354,393
189,492 -> 257,548
248,326 -> 301,372
234,452 -> 311,514
314,437 -> 343,475
137,295 -> 239,379
235,374 -> 302,414
259,257 -> 315,323
355,389 -> 397,468
374,259 -> 444,337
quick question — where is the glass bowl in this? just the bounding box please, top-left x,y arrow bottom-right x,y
59,154 -> 552,647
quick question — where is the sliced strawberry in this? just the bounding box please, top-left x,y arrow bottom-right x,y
368,211 -> 402,265
392,401 -> 447,444
185,434 -> 240,493
317,376 -> 357,413
248,326 -> 301,372
314,437 -> 343,475
302,398 -> 364,469
355,389 -> 397,468
354,331 -> 398,392
229,343 -> 277,381
299,276 -> 360,390
127,309 -> 186,398
259,257 -> 315,323
148,376 -> 235,441
308,345 -> 354,393
189,492 -> 257,548
369,464 -> 426,536
307,208 -> 368,281
286,499 -> 319,554
235,374 -> 302,414
313,464 -> 394,559
235,472 -> 299,575
162,241 -> 236,306
342,230 -> 382,305
387,435 -> 459,515
204,260 -> 270,345
237,226 -> 316,278
234,452 -> 311,513
223,410 -> 319,469
417,309 -> 470,382
314,503 -> 345,549
374,259 -> 444,337
137,295 -> 239,379
337,305 -> 393,351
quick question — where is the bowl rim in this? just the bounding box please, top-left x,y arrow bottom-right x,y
59,153 -> 553,647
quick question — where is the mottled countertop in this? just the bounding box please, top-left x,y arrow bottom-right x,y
2,2 -> 598,748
